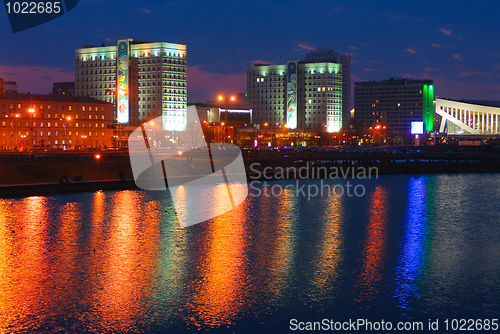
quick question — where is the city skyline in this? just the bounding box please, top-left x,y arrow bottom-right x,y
1,0 -> 500,103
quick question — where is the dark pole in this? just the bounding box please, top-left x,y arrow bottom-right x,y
225,98 -> 228,144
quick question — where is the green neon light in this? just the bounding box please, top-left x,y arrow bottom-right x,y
422,84 -> 434,132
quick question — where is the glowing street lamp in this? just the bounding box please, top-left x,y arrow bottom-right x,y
28,107 -> 35,151
217,95 -> 236,143
95,154 -> 101,180
62,116 -> 72,149
81,134 -> 87,149
20,134 -> 26,151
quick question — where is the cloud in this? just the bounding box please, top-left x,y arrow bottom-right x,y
457,71 -> 491,77
347,46 -> 356,50
399,68 -> 435,80
405,48 -> 417,54
440,28 -> 452,36
453,54 -> 463,60
0,65 -> 73,94
187,66 -> 246,103
142,9 -> 152,13
236,49 -> 243,53
296,42 -> 316,51
397,69 -> 500,100
249,59 -> 275,65
432,43 -> 444,48
363,68 -> 380,72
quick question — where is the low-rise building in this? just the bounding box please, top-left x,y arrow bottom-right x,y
0,93 -> 114,151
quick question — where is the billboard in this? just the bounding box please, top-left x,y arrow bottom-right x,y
411,121 -> 425,135
117,40 -> 130,124
286,61 -> 298,129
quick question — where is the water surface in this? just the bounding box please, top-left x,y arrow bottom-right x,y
0,174 -> 499,333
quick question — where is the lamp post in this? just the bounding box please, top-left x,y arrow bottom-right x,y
82,135 -> 87,149
28,107 -> 35,152
264,122 -> 275,147
105,88 -> 118,149
66,116 -> 72,150
15,113 -> 20,151
20,134 -> 26,151
95,154 -> 101,180
217,95 -> 236,144
62,116 -> 72,150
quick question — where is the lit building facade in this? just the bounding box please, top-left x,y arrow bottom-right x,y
0,93 -> 114,150
354,78 -> 434,133
304,49 -> 351,130
74,39 -> 187,129
247,58 -> 343,133
436,99 -> 500,135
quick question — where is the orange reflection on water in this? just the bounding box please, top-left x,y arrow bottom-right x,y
0,197 -> 52,331
89,191 -> 161,332
187,185 -> 250,329
310,194 -> 344,294
261,186 -> 297,296
0,199 -> 18,328
355,186 -> 389,304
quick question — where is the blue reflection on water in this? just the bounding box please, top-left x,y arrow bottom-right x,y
394,176 -> 430,314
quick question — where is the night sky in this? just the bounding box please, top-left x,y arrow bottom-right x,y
1,0 -> 500,104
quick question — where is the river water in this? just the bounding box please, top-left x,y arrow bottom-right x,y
0,174 -> 499,333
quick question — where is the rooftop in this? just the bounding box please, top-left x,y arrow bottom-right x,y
355,77 -> 433,86
0,92 -> 113,104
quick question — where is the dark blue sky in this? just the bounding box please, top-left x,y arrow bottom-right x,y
1,0 -> 500,103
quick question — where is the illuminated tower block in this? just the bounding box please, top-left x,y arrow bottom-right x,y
75,39 -> 187,129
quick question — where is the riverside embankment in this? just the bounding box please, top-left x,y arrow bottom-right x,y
1,145 -> 499,197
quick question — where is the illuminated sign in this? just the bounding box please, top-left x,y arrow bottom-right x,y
218,108 -> 252,113
411,121 -> 425,135
423,84 -> 434,132
117,40 -> 130,124
286,61 -> 298,129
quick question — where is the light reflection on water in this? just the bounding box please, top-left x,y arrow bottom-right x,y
0,174 -> 499,333
394,176 -> 431,314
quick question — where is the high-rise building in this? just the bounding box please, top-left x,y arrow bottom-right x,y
304,48 -> 351,129
247,50 -> 346,133
74,39 -> 187,129
354,78 -> 434,133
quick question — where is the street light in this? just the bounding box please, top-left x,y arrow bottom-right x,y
217,95 -> 236,143
62,116 -> 72,150
67,116 -> 72,149
82,134 -> 87,149
264,122 -> 275,147
95,154 -> 101,180
15,113 -> 20,151
20,134 -> 26,151
28,107 -> 35,152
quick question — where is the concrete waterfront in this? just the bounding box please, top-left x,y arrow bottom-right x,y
0,145 -> 499,197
